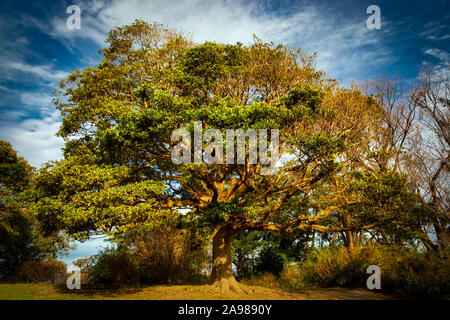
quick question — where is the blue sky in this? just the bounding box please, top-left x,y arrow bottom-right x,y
0,0 -> 449,269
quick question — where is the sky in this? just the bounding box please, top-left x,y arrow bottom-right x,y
0,0 -> 449,269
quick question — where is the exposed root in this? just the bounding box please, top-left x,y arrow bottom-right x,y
211,277 -> 255,295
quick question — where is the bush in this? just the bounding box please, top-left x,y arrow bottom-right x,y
253,246 -> 287,276
281,246 -> 368,288
130,224 -> 208,285
12,260 -> 67,284
241,273 -> 280,288
73,256 -> 95,284
280,245 -> 450,299
87,248 -> 137,285
87,221 -> 209,286
232,230 -> 308,279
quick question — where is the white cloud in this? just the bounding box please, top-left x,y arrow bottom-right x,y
4,62 -> 68,83
19,91 -> 55,113
43,0 -> 391,82
426,34 -> 450,41
0,0 -> 395,168
424,48 -> 450,80
0,110 -> 64,168
60,237 -> 109,272
0,87 -> 63,167
0,110 -> 27,122
0,25 -> 67,167
419,21 -> 449,41
424,48 -> 450,63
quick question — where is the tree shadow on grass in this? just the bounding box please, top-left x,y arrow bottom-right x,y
54,283 -> 144,298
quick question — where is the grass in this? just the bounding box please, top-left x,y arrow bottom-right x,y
0,283 -> 395,300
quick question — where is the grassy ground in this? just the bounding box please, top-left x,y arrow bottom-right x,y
0,283 -> 395,300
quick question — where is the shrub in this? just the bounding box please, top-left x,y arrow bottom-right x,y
280,245 -> 450,299
253,246 -> 287,276
131,225 -> 208,285
13,260 -> 67,284
87,248 -> 137,285
241,273 -> 280,288
378,247 -> 450,299
86,222 -> 209,286
73,256 -> 95,284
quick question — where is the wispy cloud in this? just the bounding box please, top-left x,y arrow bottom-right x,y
424,48 -> 450,63
426,34 -> 450,41
43,0 -> 391,82
419,20 -> 450,41
1,0 -> 440,168
0,110 -> 64,168
5,62 -> 68,83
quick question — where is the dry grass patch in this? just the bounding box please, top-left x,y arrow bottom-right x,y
0,283 -> 394,300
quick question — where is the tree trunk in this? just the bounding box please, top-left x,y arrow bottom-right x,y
434,222 -> 450,249
210,224 -> 248,294
345,231 -> 355,251
342,213 -> 355,251
235,249 -> 243,280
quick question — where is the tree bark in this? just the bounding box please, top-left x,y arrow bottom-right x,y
210,224 -> 248,294
434,222 -> 450,249
235,249 -> 243,280
342,213 -> 355,251
345,231 -> 355,251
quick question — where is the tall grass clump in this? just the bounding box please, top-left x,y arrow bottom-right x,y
280,245 -> 450,299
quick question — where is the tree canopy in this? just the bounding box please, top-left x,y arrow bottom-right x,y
0,140 -> 68,278
27,20 -> 447,292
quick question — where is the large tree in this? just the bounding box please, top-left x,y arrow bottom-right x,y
30,20 -> 386,292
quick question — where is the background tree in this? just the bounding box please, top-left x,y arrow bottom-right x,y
311,75 -> 443,251
232,230 -> 308,279
408,66 -> 449,248
0,140 -> 67,278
